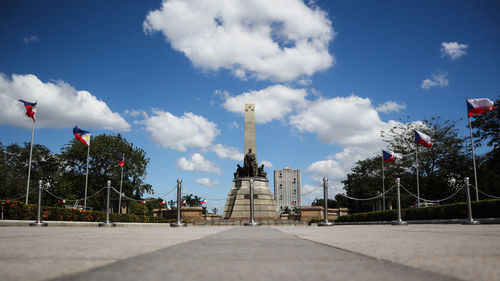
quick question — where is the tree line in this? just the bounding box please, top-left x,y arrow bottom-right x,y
0,134 -> 151,211
314,97 -> 499,213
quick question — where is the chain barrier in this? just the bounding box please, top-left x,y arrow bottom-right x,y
302,185 -> 323,196
469,184 -> 500,199
399,184 -> 464,203
41,185 -> 107,203
335,184 -> 396,201
111,186 -> 177,202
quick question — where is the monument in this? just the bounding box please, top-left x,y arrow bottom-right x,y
222,103 -> 279,219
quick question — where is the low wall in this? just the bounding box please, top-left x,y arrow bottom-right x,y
299,206 -> 349,222
152,207 -> 204,222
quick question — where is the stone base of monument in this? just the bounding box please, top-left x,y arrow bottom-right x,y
223,178 -> 279,219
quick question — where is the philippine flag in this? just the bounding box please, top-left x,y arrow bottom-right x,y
119,155 -> 125,167
139,200 -> 146,205
467,98 -> 495,117
18,100 -> 37,121
181,200 -> 186,206
415,130 -> 433,148
73,126 -> 91,146
382,150 -> 395,162
58,199 -> 66,204
200,199 -> 207,204
160,200 -> 166,205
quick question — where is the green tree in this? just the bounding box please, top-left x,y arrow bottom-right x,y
58,134 -> 151,210
0,142 -> 59,203
341,156 -> 402,212
470,96 -> 500,197
382,117 -> 469,204
182,194 -> 202,207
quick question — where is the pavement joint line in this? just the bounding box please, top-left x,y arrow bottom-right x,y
272,227 -> 461,281
46,226 -> 238,281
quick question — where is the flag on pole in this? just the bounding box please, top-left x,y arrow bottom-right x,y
181,200 -> 186,206
160,200 -> 166,205
73,126 -> 91,146
139,200 -> 146,205
18,100 -> 37,121
119,155 -> 125,167
200,199 -> 207,204
382,150 -> 395,162
415,130 -> 433,147
467,98 -> 495,117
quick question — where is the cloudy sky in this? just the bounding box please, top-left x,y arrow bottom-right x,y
1,0 -> 499,212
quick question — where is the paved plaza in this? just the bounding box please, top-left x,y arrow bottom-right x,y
0,224 -> 498,281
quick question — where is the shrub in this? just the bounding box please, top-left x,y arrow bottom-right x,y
2,201 -> 167,223
336,199 -> 500,222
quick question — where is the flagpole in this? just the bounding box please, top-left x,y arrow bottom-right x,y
118,153 -> 124,214
84,143 -> 90,209
415,145 -> 420,207
25,120 -> 36,204
468,114 -> 480,202
381,150 -> 385,210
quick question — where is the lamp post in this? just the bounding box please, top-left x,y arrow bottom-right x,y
171,179 -> 186,227
99,180 -> 116,227
30,180 -> 48,227
462,177 -> 480,225
392,178 -> 407,225
318,178 -> 334,227
244,179 -> 261,226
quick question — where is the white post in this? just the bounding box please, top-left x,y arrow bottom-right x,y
415,145 -> 420,207
84,143 -> 90,209
381,150 -> 385,210
118,153 -> 124,214
468,115 -> 480,201
25,121 -> 36,204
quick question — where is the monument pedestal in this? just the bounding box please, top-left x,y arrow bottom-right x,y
223,178 -> 278,219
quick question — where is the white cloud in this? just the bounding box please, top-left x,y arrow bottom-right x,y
176,153 -> 221,175
441,42 -> 468,60
290,95 -> 394,147
209,144 -> 244,161
144,110 -> 219,151
195,177 -> 221,187
376,101 -> 406,113
420,70 -> 448,90
222,84 -> 308,123
0,73 -> 130,130
124,109 -> 147,118
260,160 -> 273,168
228,121 -> 239,129
144,0 -> 334,82
23,35 -> 39,45
289,94 -> 402,186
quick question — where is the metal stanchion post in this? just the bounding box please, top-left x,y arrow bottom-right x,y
245,179 -> 261,226
318,177 -> 334,227
462,177 -> 480,225
392,178 -> 408,225
171,179 -> 186,227
30,180 -> 48,227
99,180 -> 116,227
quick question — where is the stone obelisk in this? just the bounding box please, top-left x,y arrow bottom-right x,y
244,103 -> 257,159
222,102 -> 278,219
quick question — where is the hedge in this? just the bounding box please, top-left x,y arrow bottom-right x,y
335,199 -> 500,222
1,201 -> 168,223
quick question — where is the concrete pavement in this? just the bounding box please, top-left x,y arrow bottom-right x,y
277,224 -> 500,281
0,224 -> 498,281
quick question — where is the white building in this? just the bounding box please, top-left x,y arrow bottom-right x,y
274,167 -> 301,213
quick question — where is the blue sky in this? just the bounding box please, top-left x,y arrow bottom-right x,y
1,0 -> 499,212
